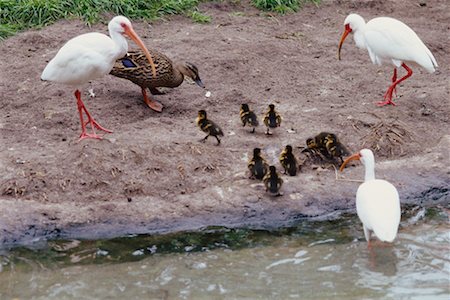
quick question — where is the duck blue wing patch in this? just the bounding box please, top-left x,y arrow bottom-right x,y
121,58 -> 137,68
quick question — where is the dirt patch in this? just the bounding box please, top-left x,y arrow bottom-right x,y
0,0 -> 449,247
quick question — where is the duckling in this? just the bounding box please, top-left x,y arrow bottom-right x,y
110,49 -> 205,112
247,148 -> 269,180
196,110 -> 224,145
301,133 -> 330,159
324,133 -> 350,163
302,137 -> 316,154
279,145 -> 298,176
312,132 -> 330,149
302,132 -> 350,163
263,166 -> 283,196
263,104 -> 282,135
240,103 -> 259,133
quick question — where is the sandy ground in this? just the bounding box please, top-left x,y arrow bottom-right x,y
0,0 -> 449,247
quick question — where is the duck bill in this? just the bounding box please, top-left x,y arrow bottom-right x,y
124,26 -> 157,78
195,78 -> 205,88
338,25 -> 351,61
339,152 -> 361,172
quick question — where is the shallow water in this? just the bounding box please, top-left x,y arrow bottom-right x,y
0,207 -> 449,299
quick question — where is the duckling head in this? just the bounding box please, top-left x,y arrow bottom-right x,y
269,165 -> 277,174
180,62 -> 205,88
326,133 -> 338,143
268,104 -> 275,111
306,138 -> 316,148
198,109 -> 207,120
241,103 -> 250,112
285,145 -> 293,153
253,147 -> 262,157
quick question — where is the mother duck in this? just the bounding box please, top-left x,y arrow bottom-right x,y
110,49 -> 205,112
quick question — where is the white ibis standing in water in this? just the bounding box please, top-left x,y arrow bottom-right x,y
41,16 -> 157,140
340,149 -> 401,246
338,13 -> 438,106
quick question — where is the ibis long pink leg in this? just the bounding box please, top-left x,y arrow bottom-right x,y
378,63 -> 413,106
391,68 -> 398,97
75,90 -> 112,141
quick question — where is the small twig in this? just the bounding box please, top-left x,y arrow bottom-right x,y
267,14 -> 280,25
333,164 -> 339,180
177,164 -> 185,180
190,144 -> 202,155
217,165 -> 223,176
336,177 -> 365,183
333,165 -> 364,183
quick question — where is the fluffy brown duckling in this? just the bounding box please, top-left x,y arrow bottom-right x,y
302,138 -> 318,156
240,103 -> 259,133
312,132 -> 329,149
263,104 -> 282,135
247,147 -> 269,180
302,132 -> 332,159
279,145 -> 298,176
302,132 -> 350,163
263,165 -> 283,196
110,49 -> 205,112
196,110 -> 224,145
324,133 -> 350,163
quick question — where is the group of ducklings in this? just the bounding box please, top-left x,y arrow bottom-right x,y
195,103 -> 350,197
195,103 -> 283,145
240,103 -> 282,135
193,102 -> 291,196
302,132 -> 350,164
198,103 -> 350,196
247,146 -> 297,196
246,132 -> 349,196
110,47 -> 350,197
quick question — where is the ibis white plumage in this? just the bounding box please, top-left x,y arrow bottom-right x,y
338,13 -> 438,106
340,149 -> 401,246
41,16 -> 157,140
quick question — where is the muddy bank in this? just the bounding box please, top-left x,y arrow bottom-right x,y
1,136 -> 448,247
0,0 -> 449,248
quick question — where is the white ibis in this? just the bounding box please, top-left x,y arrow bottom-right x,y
338,13 -> 438,106
340,149 -> 401,246
41,16 -> 157,140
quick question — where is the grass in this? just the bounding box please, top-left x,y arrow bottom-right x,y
0,0 -> 319,40
187,9 -> 211,23
0,0 -> 207,39
252,0 -> 320,14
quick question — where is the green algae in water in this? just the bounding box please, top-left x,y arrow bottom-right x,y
0,220 -> 357,270
2,227 -> 290,268
1,205 -> 447,271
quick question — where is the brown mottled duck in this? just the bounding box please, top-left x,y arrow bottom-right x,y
110,49 -> 205,112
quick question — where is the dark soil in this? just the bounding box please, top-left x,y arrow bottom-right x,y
0,0 -> 449,247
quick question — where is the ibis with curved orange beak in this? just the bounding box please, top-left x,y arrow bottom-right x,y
41,16 -> 157,140
338,13 -> 438,106
340,149 -> 401,246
